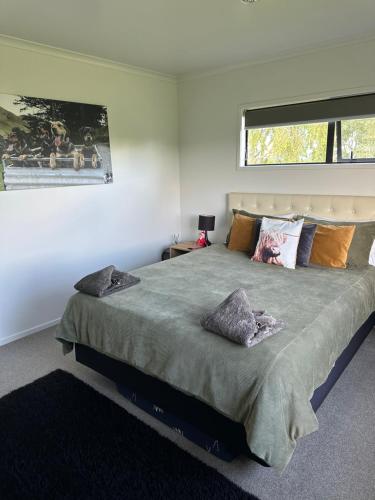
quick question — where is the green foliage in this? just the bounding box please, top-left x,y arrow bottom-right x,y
14,96 -> 109,143
341,117 -> 375,160
247,122 -> 328,165
247,117 -> 375,165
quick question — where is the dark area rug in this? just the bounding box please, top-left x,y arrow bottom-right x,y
0,370 -> 259,500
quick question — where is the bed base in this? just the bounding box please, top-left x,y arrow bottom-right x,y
75,311 -> 375,466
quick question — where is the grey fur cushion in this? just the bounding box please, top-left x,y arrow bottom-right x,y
74,266 -> 140,297
201,288 -> 285,347
201,289 -> 258,347
251,310 -> 285,346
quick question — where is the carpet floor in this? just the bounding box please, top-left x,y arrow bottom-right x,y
1,327 -> 375,500
0,369 -> 257,500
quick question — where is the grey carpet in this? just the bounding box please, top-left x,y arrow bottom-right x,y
1,326 -> 375,500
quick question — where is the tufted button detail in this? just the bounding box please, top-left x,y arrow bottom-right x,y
229,194 -> 375,224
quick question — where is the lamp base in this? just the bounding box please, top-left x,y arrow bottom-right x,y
204,230 -> 211,246
196,230 -> 212,248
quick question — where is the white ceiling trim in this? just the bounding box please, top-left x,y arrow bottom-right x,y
0,34 -> 176,83
179,33 -> 375,82
2,32 -> 375,85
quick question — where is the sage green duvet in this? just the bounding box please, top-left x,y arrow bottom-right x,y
57,245 -> 375,472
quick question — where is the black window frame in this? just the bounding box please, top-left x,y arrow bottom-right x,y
243,93 -> 375,167
243,119 -> 375,167
335,119 -> 375,164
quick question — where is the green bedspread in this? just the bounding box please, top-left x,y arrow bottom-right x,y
56,244 -> 375,472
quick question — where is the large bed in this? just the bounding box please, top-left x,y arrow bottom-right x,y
57,193 -> 375,472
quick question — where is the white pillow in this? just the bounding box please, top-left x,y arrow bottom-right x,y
252,217 -> 304,269
369,240 -> 375,266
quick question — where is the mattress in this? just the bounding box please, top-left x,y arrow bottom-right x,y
57,244 -> 375,472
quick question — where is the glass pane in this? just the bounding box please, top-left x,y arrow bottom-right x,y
246,122 -> 328,165
340,117 -> 375,160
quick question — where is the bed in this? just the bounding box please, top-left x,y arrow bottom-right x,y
57,193 -> 375,472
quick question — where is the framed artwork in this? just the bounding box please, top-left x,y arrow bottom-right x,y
0,93 -> 113,191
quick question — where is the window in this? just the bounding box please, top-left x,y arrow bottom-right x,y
336,117 -> 375,162
241,93 -> 375,167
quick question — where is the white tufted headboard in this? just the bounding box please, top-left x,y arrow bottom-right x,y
228,193 -> 375,221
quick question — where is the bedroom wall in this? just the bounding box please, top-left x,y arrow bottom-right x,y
178,38 -> 375,242
0,38 -> 180,345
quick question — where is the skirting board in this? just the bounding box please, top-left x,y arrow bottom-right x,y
0,318 -> 61,346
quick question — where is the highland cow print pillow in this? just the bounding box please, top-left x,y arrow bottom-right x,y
251,217 -> 304,269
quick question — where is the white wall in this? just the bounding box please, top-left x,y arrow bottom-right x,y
0,38 -> 180,345
3,36 -> 375,345
178,39 -> 375,243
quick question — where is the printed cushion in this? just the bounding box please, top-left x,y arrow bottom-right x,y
251,217 -> 304,269
310,224 -> 356,269
251,220 -> 316,265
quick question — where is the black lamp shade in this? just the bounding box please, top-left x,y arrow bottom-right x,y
198,215 -> 215,231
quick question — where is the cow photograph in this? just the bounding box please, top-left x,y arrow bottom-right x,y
0,94 -> 113,191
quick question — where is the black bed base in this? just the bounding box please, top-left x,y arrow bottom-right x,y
116,382 -> 239,461
76,311 -> 375,467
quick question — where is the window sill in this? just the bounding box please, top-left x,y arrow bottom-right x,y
238,163 -> 375,172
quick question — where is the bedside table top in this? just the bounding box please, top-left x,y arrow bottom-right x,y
170,241 -> 202,252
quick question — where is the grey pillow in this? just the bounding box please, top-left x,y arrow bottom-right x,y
75,265 -> 114,297
201,288 -> 258,347
304,217 -> 375,268
252,219 -> 262,254
75,266 -> 140,297
296,223 -> 317,267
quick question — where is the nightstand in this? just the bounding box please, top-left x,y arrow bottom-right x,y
169,241 -> 202,258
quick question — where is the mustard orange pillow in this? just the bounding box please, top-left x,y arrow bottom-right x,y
228,214 -> 257,252
310,224 -> 356,269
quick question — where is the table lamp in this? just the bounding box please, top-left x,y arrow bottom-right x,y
198,215 -> 215,246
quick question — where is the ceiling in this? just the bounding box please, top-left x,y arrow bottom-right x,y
1,0 -> 375,76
